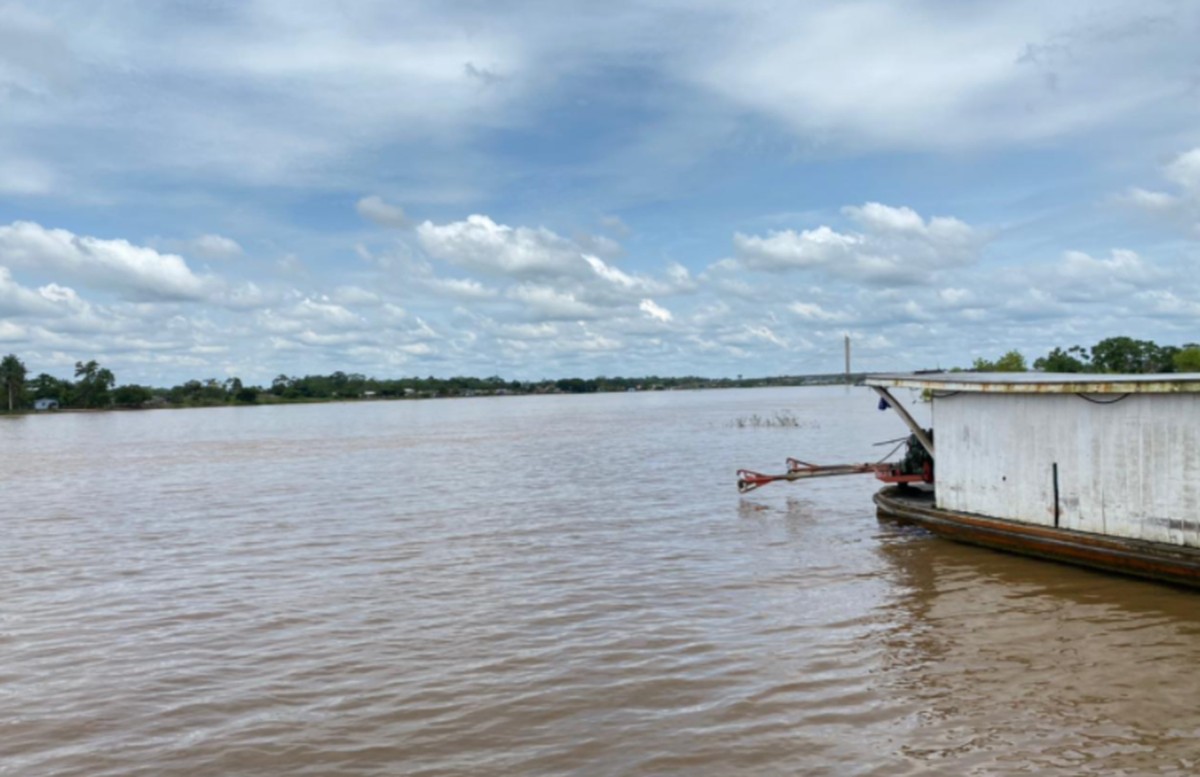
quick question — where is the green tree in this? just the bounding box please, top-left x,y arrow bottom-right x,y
74,360 -> 116,408
0,354 -> 27,412
972,350 -> 1027,372
1174,345 -> 1200,372
29,372 -> 70,404
201,378 -> 226,402
1089,337 -> 1169,373
555,377 -> 599,393
223,376 -> 260,403
112,384 -> 153,408
170,379 -> 204,404
1158,344 -> 1181,373
1033,345 -> 1090,373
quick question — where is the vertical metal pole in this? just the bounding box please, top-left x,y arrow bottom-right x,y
844,335 -> 851,384
1053,462 -> 1060,528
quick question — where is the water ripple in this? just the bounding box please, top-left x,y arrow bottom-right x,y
3,390 -> 1200,775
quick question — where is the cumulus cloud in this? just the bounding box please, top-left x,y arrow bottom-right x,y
665,263 -> 696,292
331,285 -> 381,306
789,301 -> 849,322
411,214 -> 697,327
1135,290 -> 1200,318
418,215 -> 585,277
4,1 -> 1198,385
0,270 -> 102,327
733,202 -> 983,283
496,322 -> 559,341
276,254 -> 307,275
0,196 -> 1122,386
1033,248 -> 1164,305
220,281 -> 276,310
5,1 -> 1195,212
508,284 -> 598,320
380,216 -> 711,362
1165,148 -> 1200,191
684,3 -> 1198,151
1121,147 -> 1200,234
0,267 -> 58,317
0,221 -> 216,301
1059,249 -> 1155,285
356,195 -> 409,228
564,324 -> 621,353
292,330 -> 372,348
189,233 -> 243,260
937,288 -> 974,306
380,303 -> 407,323
584,254 -> 639,288
1121,187 -> 1178,212
844,203 -> 975,247
730,325 -> 788,349
288,298 -> 367,330
575,232 -> 624,259
424,276 -> 498,300
256,297 -> 369,338
639,298 -> 672,322
734,226 -> 860,271
1001,287 -> 1070,320
0,320 -> 28,341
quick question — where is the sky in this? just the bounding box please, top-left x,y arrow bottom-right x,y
1,0 -> 1199,386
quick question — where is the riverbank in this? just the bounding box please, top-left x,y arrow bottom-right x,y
3,371 -> 867,416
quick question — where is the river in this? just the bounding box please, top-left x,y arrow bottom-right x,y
2,386 -> 1198,775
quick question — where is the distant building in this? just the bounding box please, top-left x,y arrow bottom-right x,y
33,398 -> 59,411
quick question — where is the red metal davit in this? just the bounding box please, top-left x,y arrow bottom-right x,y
736,455 -> 932,494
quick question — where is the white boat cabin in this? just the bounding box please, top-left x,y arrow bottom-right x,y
865,372 -> 1200,549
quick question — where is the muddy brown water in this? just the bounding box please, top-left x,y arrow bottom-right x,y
3,387 -> 1198,775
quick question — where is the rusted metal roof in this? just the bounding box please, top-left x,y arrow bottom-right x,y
863,372 -> 1200,393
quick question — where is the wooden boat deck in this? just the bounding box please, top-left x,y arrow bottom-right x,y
874,486 -> 1200,589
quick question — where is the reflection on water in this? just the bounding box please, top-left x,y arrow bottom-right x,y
875,524 -> 1200,775
2,387 -> 1198,776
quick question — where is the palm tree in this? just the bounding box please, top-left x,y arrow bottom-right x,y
74,360 -> 116,408
0,354 -> 27,412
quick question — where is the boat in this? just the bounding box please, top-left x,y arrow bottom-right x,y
738,372 -> 1200,588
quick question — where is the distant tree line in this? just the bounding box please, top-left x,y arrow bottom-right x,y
971,336 -> 1200,374
0,353 -> 856,414
2,358 -> 125,412
3,337 -> 1196,414
5,337 -> 1196,414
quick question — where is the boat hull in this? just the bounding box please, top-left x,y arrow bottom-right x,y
874,486 -> 1200,589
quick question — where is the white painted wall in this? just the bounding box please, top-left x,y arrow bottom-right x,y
933,393 -> 1200,547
